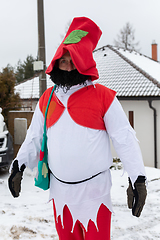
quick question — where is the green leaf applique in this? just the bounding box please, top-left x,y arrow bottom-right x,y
63,30 -> 88,44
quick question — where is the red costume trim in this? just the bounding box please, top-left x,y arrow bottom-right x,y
39,84 -> 116,130
53,200 -> 111,240
39,86 -> 65,128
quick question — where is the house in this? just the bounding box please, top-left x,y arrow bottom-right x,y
15,75 -> 53,110
93,44 -> 160,169
10,75 -> 54,157
14,44 -> 160,168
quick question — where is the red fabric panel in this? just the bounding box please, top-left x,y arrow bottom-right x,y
97,203 -> 111,240
39,84 -> 116,130
52,200 -> 111,240
85,204 -> 111,239
68,84 -> 116,130
39,87 -> 65,128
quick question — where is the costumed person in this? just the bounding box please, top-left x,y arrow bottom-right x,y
8,17 -> 147,240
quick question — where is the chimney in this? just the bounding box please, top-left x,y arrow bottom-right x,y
152,41 -> 158,61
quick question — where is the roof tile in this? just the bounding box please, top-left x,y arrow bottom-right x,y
94,45 -> 160,97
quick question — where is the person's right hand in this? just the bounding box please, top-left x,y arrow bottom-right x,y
8,160 -> 26,198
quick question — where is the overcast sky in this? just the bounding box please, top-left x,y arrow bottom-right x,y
0,0 -> 160,71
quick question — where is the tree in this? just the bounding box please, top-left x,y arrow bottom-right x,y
15,60 -> 25,83
114,22 -> 140,51
0,65 -> 21,123
23,55 -> 36,80
15,55 -> 37,83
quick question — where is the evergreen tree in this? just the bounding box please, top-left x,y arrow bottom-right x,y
15,60 -> 25,83
0,65 -> 21,123
23,55 -> 35,80
15,55 -> 37,83
114,22 -> 140,51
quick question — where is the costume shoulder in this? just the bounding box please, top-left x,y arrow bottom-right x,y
39,86 -> 65,128
94,83 -> 116,112
39,87 -> 54,114
67,83 -> 116,130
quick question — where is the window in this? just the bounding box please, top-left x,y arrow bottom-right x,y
129,111 -> 134,128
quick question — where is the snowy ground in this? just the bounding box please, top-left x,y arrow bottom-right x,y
0,166 -> 160,240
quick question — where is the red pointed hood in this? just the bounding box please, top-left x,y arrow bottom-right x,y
46,17 -> 102,80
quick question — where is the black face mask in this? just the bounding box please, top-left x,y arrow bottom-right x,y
50,67 -> 89,92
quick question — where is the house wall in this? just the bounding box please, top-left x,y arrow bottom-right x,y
8,111 -> 34,158
110,99 -> 160,168
152,100 -> 160,168
20,99 -> 38,111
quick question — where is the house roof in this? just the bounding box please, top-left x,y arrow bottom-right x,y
15,45 -> 160,99
15,75 -> 54,99
94,45 -> 160,97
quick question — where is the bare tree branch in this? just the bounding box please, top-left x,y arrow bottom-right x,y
114,22 -> 140,51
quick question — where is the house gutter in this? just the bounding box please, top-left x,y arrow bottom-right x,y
148,100 -> 157,168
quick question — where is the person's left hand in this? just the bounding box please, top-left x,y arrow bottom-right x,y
127,176 -> 147,217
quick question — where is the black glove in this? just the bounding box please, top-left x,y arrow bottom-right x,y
8,160 -> 26,198
127,176 -> 147,217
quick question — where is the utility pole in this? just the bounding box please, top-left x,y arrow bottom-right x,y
37,0 -> 46,97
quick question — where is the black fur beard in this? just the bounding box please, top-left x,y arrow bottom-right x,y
50,67 -> 89,92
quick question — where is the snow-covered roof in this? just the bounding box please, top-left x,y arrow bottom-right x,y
118,48 -> 160,83
15,75 -> 53,99
15,45 -> 160,99
94,45 -> 160,97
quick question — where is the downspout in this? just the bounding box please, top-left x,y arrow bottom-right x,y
148,100 -> 157,168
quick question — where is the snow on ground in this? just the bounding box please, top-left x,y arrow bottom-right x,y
111,167 -> 160,239
0,166 -> 160,240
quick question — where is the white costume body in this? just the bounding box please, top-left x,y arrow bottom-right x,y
15,80 -> 146,229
